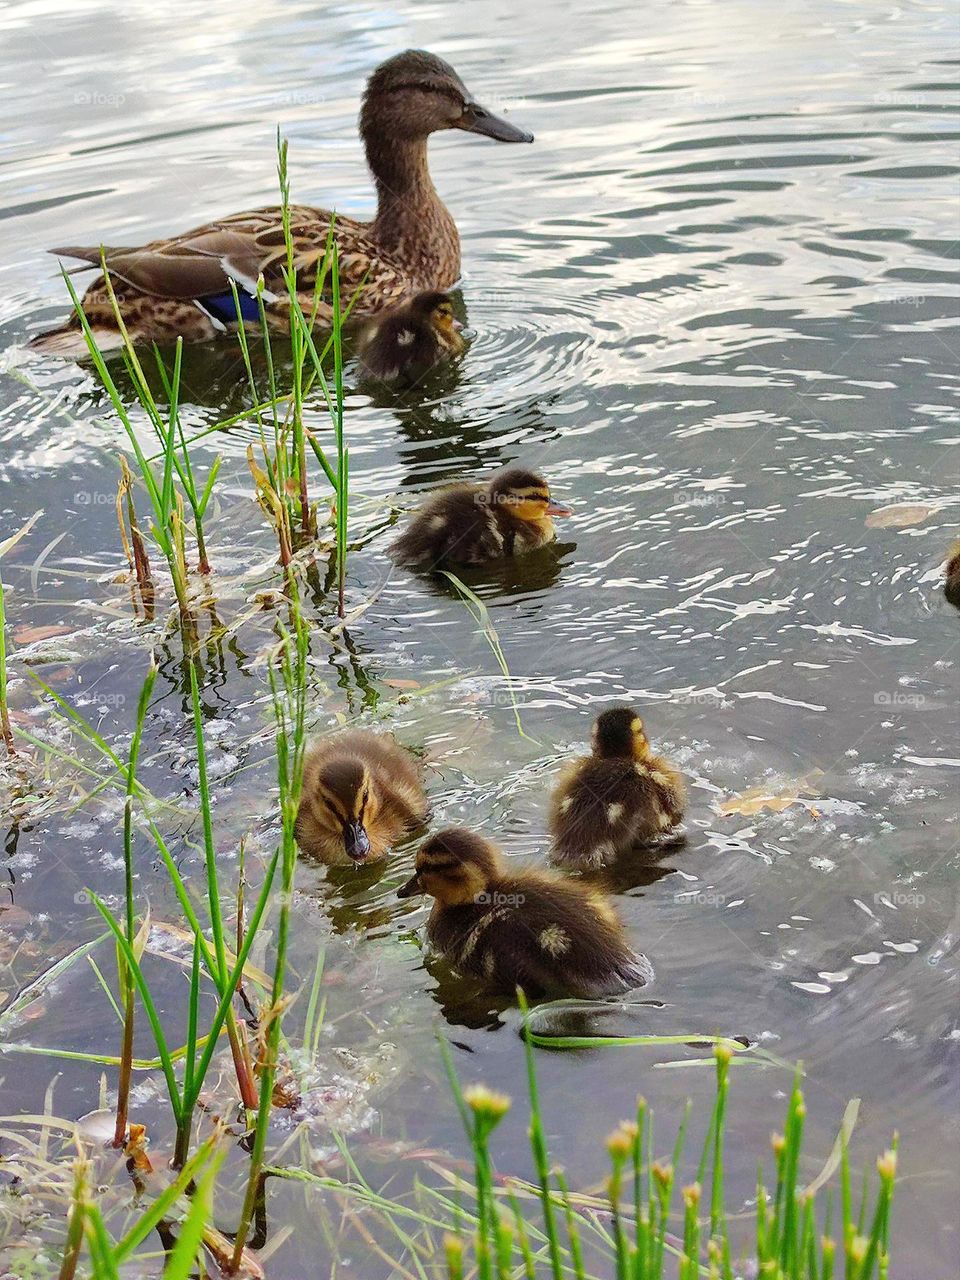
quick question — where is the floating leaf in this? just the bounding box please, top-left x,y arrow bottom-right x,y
719,768 -> 824,817
11,624 -> 73,644
865,502 -> 941,528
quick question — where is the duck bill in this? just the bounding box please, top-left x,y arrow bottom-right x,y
397,872 -> 422,899
343,821 -> 372,862
460,101 -> 534,144
545,500 -> 572,517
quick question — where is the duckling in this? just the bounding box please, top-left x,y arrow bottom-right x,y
31,51 -> 532,355
295,730 -> 428,866
397,827 -> 653,998
357,291 -> 466,385
549,706 -> 686,869
944,539 -> 960,609
388,467 -> 571,569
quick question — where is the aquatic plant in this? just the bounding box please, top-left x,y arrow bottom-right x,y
0,569 -> 13,756
437,1023 -> 896,1280
60,133 -> 360,638
234,134 -> 358,613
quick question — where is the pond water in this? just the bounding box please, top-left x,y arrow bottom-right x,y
1,0 -> 958,1273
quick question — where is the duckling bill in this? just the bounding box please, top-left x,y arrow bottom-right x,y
388,467 -> 571,569
357,291 -> 466,385
295,730 -> 428,866
550,706 -> 686,869
397,827 -> 652,998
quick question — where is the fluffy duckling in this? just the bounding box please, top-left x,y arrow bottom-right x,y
549,706 -> 686,869
295,730 -> 428,866
944,540 -> 960,609
357,291 -> 466,385
397,827 -> 653,998
388,467 -> 571,569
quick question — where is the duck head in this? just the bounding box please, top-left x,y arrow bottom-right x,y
299,757 -> 379,863
593,706 -> 652,762
486,467 -> 572,524
361,49 -> 533,145
397,827 -> 503,906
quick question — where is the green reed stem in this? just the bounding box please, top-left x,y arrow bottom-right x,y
0,570 -> 14,755
517,991 -> 564,1280
113,662 -> 157,1148
230,606 -> 308,1270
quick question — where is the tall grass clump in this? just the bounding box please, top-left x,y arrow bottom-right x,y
61,274 -> 219,633
233,134 -> 362,613
440,1026 -> 897,1280
0,568 -> 13,756
63,133 -> 362,635
40,588 -> 309,1272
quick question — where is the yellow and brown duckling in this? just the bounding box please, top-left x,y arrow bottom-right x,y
549,706 -> 686,869
295,730 -> 428,867
388,467 -> 571,569
32,50 -> 533,355
944,539 -> 960,609
357,291 -> 466,385
397,827 -> 653,998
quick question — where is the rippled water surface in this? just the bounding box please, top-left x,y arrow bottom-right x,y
1,0 -> 959,1273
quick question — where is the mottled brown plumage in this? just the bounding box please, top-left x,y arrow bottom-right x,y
357,291 -> 466,384
31,50 -> 532,355
944,539 -> 960,609
388,467 -> 571,570
397,827 -> 653,998
550,706 -> 686,869
295,730 -> 428,867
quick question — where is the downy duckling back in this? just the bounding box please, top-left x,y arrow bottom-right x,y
357,291 -> 466,385
550,706 -> 686,869
388,466 -> 571,570
397,826 -> 652,997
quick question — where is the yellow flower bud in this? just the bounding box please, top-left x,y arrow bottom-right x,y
682,1181 -> 701,1208
462,1083 -> 511,1121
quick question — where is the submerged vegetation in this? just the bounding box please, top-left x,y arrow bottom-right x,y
0,139 -> 900,1278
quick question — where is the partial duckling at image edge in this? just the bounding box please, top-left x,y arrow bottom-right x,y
944,539 -> 960,609
295,730 -> 429,866
357,291 -> 466,385
397,827 -> 653,998
549,706 -> 686,869
388,467 -> 571,569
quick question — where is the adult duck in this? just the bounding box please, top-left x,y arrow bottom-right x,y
31,50 -> 532,355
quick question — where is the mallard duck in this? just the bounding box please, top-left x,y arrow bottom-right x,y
357,291 -> 466,384
388,467 -> 571,569
397,827 -> 653,998
31,50 -> 532,355
549,706 -> 686,869
295,730 -> 428,866
944,540 -> 960,609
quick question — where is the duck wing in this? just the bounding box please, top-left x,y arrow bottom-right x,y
50,205 -> 408,311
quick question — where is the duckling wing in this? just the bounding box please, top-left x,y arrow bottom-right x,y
486,882 -> 653,999
389,488 -> 503,568
551,759 -> 677,866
